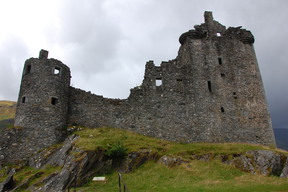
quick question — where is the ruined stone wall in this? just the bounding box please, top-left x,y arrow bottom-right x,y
68,87 -> 131,129
67,12 -> 275,146
3,12 -> 275,164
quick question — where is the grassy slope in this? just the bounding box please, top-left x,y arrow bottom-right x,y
72,127 -> 288,192
0,127 -> 287,191
0,100 -> 16,129
77,162 -> 288,192
0,100 -> 16,120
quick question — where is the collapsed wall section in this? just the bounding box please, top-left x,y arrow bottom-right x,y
68,87 -> 132,129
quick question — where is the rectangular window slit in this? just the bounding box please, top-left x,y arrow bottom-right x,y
156,78 -> 162,86
53,67 -> 61,75
25,65 -> 31,74
207,81 -> 212,93
51,97 -> 59,105
221,107 -> 225,113
216,32 -> 221,37
22,96 -> 26,103
218,58 -> 222,65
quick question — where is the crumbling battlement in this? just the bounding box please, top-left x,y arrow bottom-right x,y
179,11 -> 254,44
0,11 -> 275,163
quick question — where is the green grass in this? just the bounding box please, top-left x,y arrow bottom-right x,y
71,127 -> 288,191
0,165 -> 61,191
0,100 -> 16,121
2,127 -> 287,191
73,160 -> 288,192
74,127 -> 280,157
0,100 -> 16,130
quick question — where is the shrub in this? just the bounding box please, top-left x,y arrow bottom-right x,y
105,141 -> 127,160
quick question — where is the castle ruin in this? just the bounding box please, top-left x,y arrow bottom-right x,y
1,12 -> 275,163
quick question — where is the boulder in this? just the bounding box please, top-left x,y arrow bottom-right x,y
231,150 -> 286,176
158,155 -> 186,167
119,150 -> 159,173
280,157 -> 288,178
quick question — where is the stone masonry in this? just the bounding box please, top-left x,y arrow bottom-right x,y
0,12 -> 275,163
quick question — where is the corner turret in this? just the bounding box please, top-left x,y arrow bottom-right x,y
14,49 -> 71,157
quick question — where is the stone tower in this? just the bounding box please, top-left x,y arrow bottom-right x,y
171,11 -> 275,144
14,50 -> 71,149
119,11 -> 275,145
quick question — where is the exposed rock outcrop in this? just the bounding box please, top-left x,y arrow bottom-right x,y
26,135 -> 112,191
119,150 -> 159,173
1,134 -> 287,192
230,150 -> 287,177
280,158 -> 288,178
158,155 -> 186,167
158,151 -> 288,178
0,169 -> 15,192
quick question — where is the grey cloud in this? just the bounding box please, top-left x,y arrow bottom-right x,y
0,36 -> 29,100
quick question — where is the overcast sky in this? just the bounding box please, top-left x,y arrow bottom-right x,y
0,0 -> 287,129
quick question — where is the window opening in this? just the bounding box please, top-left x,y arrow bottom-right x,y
221,107 -> 225,113
221,73 -> 225,77
177,79 -> 184,92
216,32 -> 221,37
233,92 -> 237,98
51,97 -> 58,105
25,65 -> 31,74
22,96 -> 26,103
156,78 -> 162,86
218,58 -> 222,65
207,81 -> 212,93
53,67 -> 61,75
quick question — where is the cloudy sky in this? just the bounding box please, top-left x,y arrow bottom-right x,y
0,0 -> 287,129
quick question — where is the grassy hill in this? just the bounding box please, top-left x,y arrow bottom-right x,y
0,100 -> 16,120
0,100 -> 16,129
70,127 -> 288,192
1,127 -> 288,191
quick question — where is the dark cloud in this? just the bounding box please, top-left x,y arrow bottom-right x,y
0,0 -> 287,128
